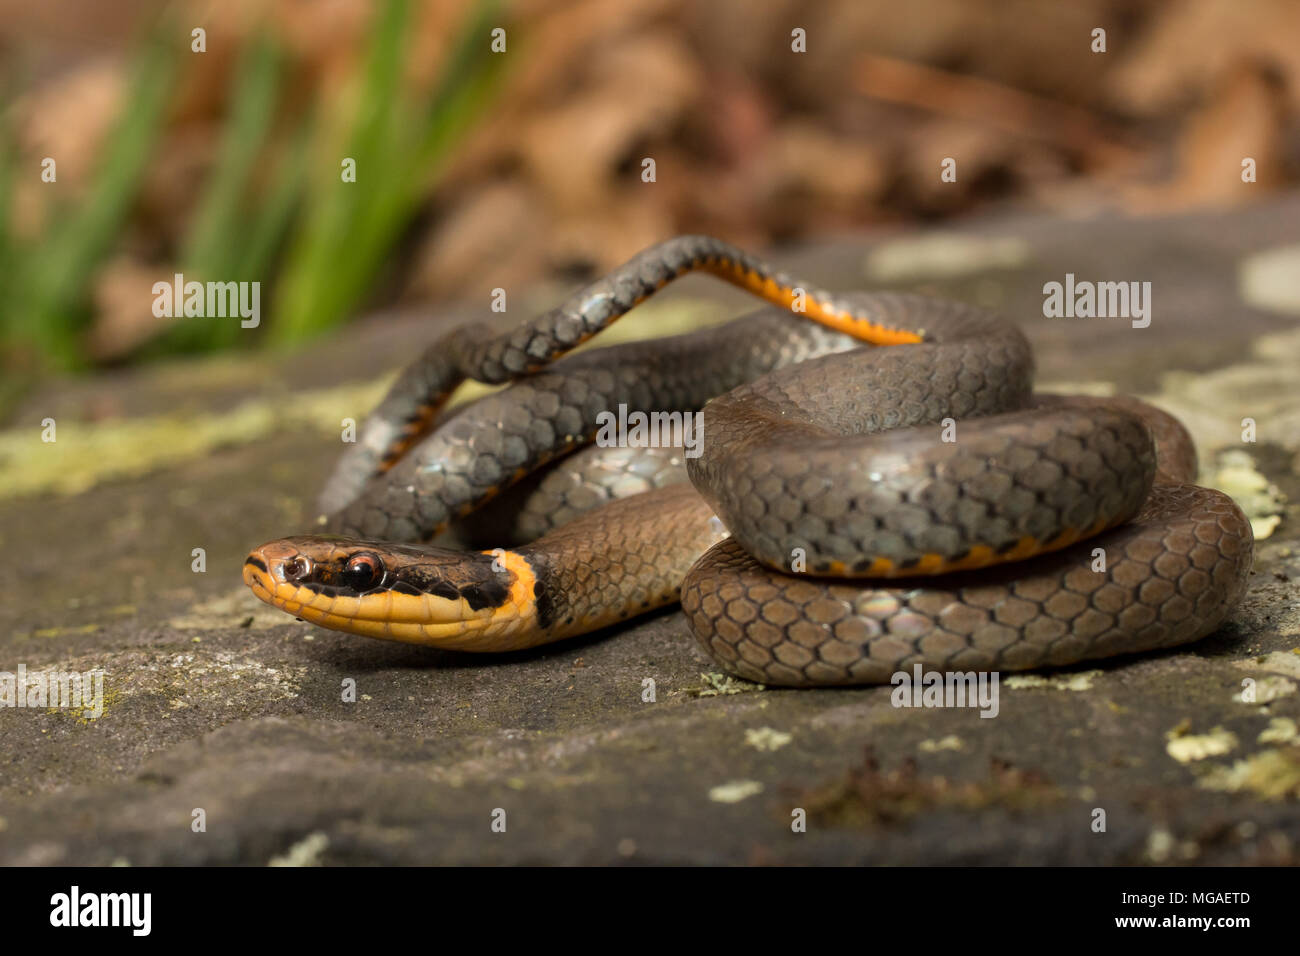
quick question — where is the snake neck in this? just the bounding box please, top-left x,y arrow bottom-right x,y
514,484 -> 725,643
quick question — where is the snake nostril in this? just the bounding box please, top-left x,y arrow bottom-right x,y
282,556 -> 313,582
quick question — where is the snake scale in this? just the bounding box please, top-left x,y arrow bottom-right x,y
243,236 -> 1254,686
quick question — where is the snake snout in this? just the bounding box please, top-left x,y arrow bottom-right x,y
243,541 -> 314,594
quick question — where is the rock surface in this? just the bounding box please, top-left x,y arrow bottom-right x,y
2,200 -> 1299,865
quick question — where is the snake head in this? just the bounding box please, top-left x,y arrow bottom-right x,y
242,535 -> 536,648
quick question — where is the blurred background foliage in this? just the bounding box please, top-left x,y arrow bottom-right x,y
0,0 -> 1297,379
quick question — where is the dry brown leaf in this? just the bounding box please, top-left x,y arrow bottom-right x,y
406,182 -> 545,300
518,30 -> 702,212
10,60 -> 126,237
1128,60 -> 1289,212
751,120 -> 888,228
88,256 -> 177,361
1110,0 -> 1300,114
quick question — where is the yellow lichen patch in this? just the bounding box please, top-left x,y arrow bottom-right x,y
744,727 -> 792,752
1166,725 -> 1238,763
1148,322 -> 1300,480
1004,670 -> 1102,692
0,378 -> 389,500
1199,747 -> 1300,800
1232,675 -> 1297,705
1232,652 -> 1300,704
1210,450 -> 1286,541
43,686 -> 123,726
1258,717 -> 1298,745
1238,243 -> 1300,316
26,623 -> 101,641
1235,650 -> 1300,677
268,831 -> 330,867
693,672 -> 766,696
1030,379 -> 1117,398
863,233 -> 1031,284
708,780 -> 764,803
919,735 -> 965,753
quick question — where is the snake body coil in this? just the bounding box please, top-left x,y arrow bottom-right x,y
244,236 -> 1253,686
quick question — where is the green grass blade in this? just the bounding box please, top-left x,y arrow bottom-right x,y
181,34 -> 282,278
155,32 -> 283,354
22,25 -> 178,368
270,0 -> 505,346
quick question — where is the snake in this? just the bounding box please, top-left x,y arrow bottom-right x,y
242,235 -> 1254,687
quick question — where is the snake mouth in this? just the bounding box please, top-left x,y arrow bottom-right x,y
242,539 -> 538,649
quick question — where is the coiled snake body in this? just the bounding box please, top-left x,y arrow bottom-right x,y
243,236 -> 1253,686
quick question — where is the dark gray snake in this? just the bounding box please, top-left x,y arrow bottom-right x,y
243,236 -> 1254,686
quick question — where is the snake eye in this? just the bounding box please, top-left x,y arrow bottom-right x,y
342,552 -> 383,590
